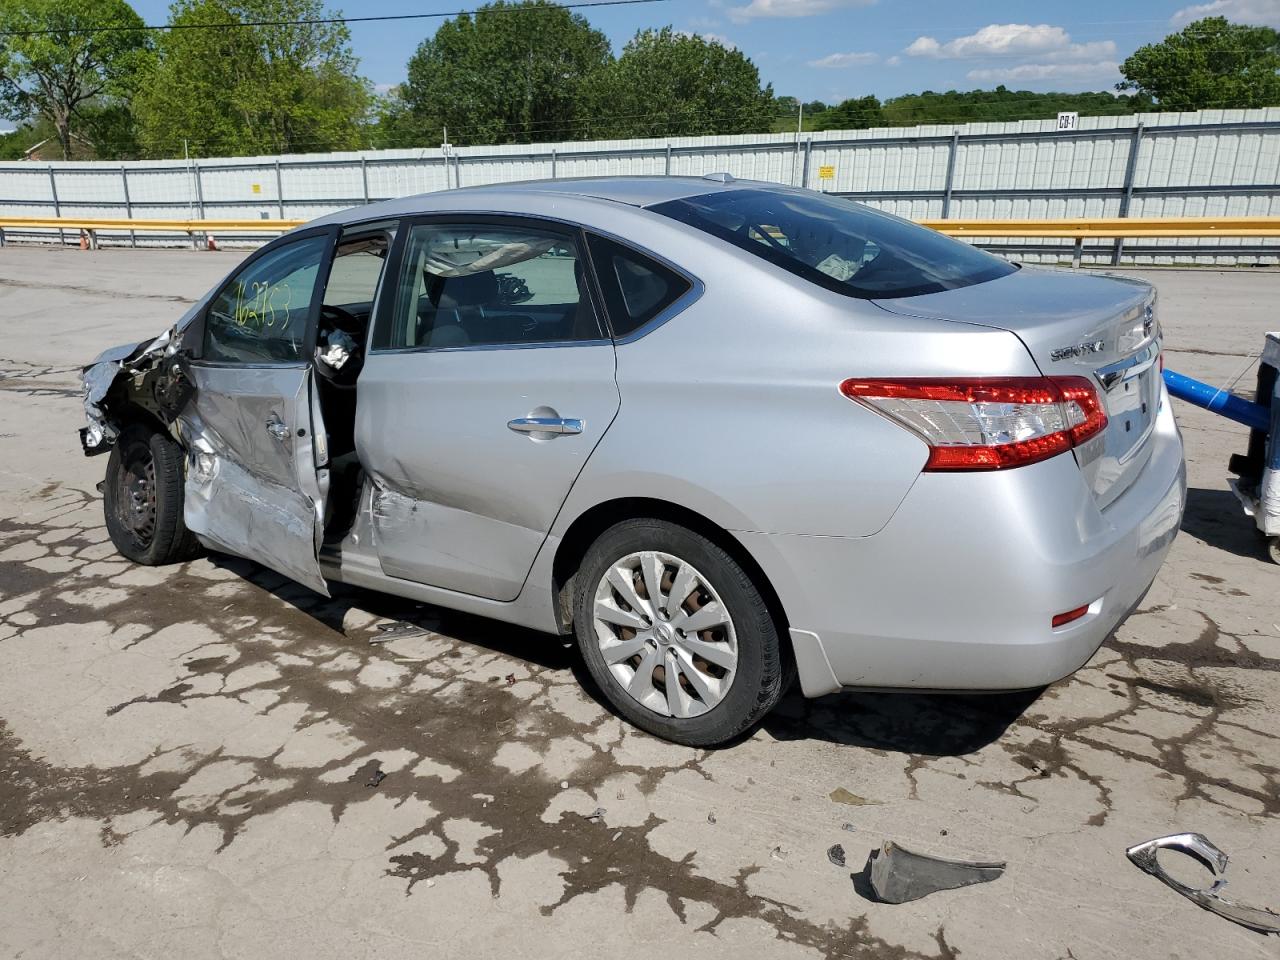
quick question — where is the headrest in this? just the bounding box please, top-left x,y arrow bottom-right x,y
436,271 -> 499,309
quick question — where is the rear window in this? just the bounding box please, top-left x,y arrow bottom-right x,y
650,188 -> 1016,299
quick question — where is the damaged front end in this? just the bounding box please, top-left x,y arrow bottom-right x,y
80,326 -> 196,457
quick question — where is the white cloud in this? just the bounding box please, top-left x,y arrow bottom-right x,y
886,55 -> 902,66
808,51 -> 878,68
724,0 -> 876,24
1043,40 -> 1117,62
1172,0 -> 1280,26
967,61 -> 1122,83
907,23 -> 1078,59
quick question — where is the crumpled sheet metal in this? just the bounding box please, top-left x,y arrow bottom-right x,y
1127,833 -> 1280,935
80,329 -> 174,450
866,841 -> 1005,904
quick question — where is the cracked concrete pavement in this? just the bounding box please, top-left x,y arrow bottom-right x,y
1,247 -> 1278,959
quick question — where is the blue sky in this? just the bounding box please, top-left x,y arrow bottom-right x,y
90,0 -> 1280,104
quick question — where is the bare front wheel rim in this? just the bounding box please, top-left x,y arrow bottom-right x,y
117,444 -> 157,547
592,550 -> 738,719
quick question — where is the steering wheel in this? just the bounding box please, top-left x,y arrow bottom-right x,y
315,304 -> 363,388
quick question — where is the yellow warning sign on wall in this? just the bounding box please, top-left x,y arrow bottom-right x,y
251,183 -> 262,194
818,165 -> 835,180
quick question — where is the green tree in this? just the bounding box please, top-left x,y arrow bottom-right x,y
880,87 -> 1148,125
592,27 -> 775,138
813,95 -> 882,130
401,0 -> 612,146
1119,16 -> 1280,110
0,0 -> 148,160
133,0 -> 370,157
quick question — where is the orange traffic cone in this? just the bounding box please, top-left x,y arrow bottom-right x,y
79,230 -> 88,250
206,234 -> 218,251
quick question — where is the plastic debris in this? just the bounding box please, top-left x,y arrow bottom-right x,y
842,823 -> 856,833
1127,833 -> 1280,935
827,844 -> 847,868
830,787 -> 874,806
866,841 -> 1005,904
707,813 -> 717,825
349,759 -> 387,789
770,845 -> 788,861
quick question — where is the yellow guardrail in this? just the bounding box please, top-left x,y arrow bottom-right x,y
0,216 -> 308,234
3,215 -> 1280,251
923,217 -> 1280,238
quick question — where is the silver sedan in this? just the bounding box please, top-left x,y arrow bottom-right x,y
81,176 -> 1187,746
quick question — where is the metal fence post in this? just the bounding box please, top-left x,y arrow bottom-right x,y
455,153 -> 462,189
193,160 -> 206,250
1112,121 -> 1146,266
665,144 -> 672,176
121,165 -> 136,248
941,129 -> 960,219
551,148 -> 557,179
274,159 -> 285,218
360,156 -> 370,203
801,138 -> 813,191
47,165 -> 64,246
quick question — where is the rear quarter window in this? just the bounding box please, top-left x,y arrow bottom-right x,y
650,188 -> 1015,300
586,234 -> 692,338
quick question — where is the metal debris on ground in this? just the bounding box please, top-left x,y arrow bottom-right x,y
1126,833 -> 1280,934
865,841 -> 1006,904
827,844 -> 847,868
505,673 -> 516,685
585,808 -> 606,821
370,621 -> 435,644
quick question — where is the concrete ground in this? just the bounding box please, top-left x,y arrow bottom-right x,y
1,247 -> 1278,959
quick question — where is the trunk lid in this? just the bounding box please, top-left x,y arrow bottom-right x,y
873,266 -> 1160,509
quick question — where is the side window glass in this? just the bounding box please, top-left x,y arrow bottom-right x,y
374,222 -> 600,351
323,233 -> 390,313
586,234 -> 693,339
204,235 -> 327,364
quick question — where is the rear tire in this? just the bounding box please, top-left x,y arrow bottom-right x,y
103,423 -> 201,565
573,518 -> 786,747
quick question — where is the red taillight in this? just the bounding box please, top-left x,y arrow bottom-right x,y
1052,604 -> 1091,628
840,376 -> 1108,472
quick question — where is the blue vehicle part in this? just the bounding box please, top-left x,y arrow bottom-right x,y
1162,368 -> 1272,432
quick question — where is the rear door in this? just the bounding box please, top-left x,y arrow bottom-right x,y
181,228 -> 337,594
357,216 -> 619,601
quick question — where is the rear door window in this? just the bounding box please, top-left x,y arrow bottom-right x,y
373,221 -> 602,350
650,188 -> 1015,299
586,234 -> 692,338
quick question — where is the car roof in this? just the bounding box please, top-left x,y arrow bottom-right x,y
308,175 -> 772,229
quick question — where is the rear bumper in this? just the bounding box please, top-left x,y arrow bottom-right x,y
739,393 -> 1186,696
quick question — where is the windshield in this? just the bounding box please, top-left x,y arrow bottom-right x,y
650,188 -> 1016,299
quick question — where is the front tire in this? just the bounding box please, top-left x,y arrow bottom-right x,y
103,423 -> 201,565
574,519 -> 786,747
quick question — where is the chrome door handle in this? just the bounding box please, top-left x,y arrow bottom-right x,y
507,417 -> 583,436
265,415 -> 291,441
